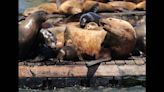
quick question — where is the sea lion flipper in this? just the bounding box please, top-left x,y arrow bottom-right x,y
85,57 -> 112,67
88,3 -> 99,13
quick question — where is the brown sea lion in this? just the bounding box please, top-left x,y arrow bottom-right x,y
57,45 -> 79,61
100,18 -> 136,58
19,11 -> 48,59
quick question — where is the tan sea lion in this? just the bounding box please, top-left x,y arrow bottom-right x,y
23,3 -> 59,17
124,0 -> 145,4
66,22 -> 107,59
84,22 -> 100,30
83,1 -> 114,12
59,0 -> 83,14
100,18 -> 137,58
136,1 -> 146,10
107,1 -> 137,11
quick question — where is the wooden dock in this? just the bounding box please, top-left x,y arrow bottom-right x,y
19,56 -> 146,89
19,56 -> 146,78
18,11 -> 146,88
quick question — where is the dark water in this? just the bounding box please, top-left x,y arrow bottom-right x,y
19,0 -> 49,14
19,86 -> 145,92
19,0 -> 145,92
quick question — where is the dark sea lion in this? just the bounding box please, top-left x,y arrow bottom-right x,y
79,12 -> 101,28
132,16 -> 146,55
40,28 -> 57,49
19,11 -> 48,60
57,46 -> 79,61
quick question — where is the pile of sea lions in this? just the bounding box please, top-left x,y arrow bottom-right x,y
19,0 -> 146,66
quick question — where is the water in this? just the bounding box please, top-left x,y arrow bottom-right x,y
19,0 -> 146,91
19,86 -> 145,92
19,0 -> 49,14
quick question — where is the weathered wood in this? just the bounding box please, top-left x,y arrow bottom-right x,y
19,64 -> 145,78
142,57 -> 146,63
105,60 -> 116,65
114,60 -> 126,65
133,57 -> 145,65
99,11 -> 145,16
124,60 -> 136,65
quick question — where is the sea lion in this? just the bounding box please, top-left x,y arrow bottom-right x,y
23,3 -> 59,17
47,24 -> 66,49
59,0 -> 83,14
80,12 -> 101,28
107,1 -> 137,11
136,1 -> 146,10
19,11 -> 48,59
100,18 -> 136,58
66,22 -> 107,59
124,0 -> 145,4
83,1 -> 114,12
84,0 -> 110,3
23,7 -> 45,17
133,16 -> 146,55
57,46 -> 79,61
40,29 -> 57,49
84,22 -> 100,30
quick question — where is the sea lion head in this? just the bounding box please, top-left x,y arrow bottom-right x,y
29,11 -> 48,24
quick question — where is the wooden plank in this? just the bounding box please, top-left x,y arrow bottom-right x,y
124,59 -> 136,65
105,60 -> 116,65
19,65 -> 145,78
99,11 -> 145,16
133,57 -> 145,65
143,57 -> 146,63
114,60 -> 126,65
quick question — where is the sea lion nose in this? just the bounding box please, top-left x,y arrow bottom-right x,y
99,21 -> 106,26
